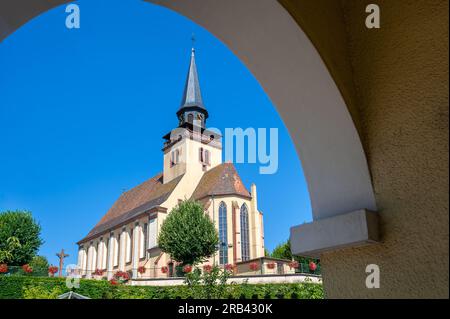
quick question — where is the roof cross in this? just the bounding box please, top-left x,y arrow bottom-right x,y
191,33 -> 196,50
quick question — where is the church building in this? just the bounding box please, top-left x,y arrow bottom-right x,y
77,48 -> 265,279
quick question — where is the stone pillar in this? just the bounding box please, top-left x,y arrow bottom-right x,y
250,183 -> 262,258
86,244 -> 93,279
125,229 -> 132,264
97,240 -> 103,272
77,246 -> 83,271
119,229 -> 126,271
91,243 -> 97,274
107,234 -> 114,280
132,223 -> 140,278
77,246 -> 87,276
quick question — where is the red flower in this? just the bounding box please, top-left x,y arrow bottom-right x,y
182,265 -> 192,273
114,271 -> 130,281
249,262 -> 259,271
224,264 -> 234,272
94,268 -> 104,276
161,266 -> 168,274
203,264 -> 212,273
138,266 -> 146,274
22,264 -> 33,273
48,266 -> 58,274
288,261 -> 299,269
309,261 -> 317,271
0,264 -> 8,274
267,262 -> 276,269
109,278 -> 118,285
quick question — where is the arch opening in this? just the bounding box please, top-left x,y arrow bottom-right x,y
0,0 -> 378,258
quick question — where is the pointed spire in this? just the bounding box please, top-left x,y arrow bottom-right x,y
179,47 -> 206,111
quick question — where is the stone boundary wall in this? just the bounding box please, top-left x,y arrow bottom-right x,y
130,273 -> 322,286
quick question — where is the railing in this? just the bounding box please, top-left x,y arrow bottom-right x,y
295,263 -> 321,276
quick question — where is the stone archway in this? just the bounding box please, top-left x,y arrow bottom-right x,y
0,0 -> 378,257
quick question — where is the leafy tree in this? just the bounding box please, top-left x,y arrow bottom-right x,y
271,240 -> 320,264
158,200 -> 218,266
271,241 -> 292,260
0,210 -> 43,265
29,255 -> 49,270
0,237 -> 21,263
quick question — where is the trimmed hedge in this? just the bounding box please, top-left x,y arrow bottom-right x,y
0,276 -> 323,299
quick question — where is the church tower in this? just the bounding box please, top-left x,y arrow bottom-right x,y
177,48 -> 209,129
162,48 -> 222,184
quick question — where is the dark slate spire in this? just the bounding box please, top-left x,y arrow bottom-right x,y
180,48 -> 204,109
177,48 -> 208,128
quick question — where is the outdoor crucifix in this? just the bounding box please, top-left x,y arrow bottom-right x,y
56,249 -> 69,277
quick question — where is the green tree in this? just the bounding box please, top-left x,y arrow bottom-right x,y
0,236 -> 21,263
29,255 -> 49,269
0,210 -> 43,265
271,240 -> 319,264
158,200 -> 218,266
271,241 -> 292,260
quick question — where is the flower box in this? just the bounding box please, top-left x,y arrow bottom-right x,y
249,262 -> 259,271
266,262 -> 276,270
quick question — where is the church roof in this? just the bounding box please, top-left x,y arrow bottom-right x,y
191,163 -> 252,200
178,48 -> 207,115
78,173 -> 183,244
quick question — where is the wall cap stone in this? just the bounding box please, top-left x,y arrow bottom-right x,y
290,209 -> 380,258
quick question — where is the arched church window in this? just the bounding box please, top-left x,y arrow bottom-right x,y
240,204 -> 250,261
187,113 -> 194,124
205,150 -> 210,165
219,202 -> 228,265
175,149 -> 180,164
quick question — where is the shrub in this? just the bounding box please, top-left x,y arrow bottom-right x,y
23,285 -> 63,299
0,275 -> 324,299
183,265 -> 232,299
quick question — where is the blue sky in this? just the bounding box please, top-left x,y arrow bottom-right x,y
0,0 -> 312,267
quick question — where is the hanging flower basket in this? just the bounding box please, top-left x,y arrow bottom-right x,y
113,270 -> 130,283
309,261 -> 317,272
0,264 -> 8,274
267,262 -> 276,270
288,261 -> 299,269
161,266 -> 169,274
249,262 -> 259,271
203,264 -> 212,273
48,266 -> 58,277
182,265 -> 192,273
22,264 -> 33,274
137,266 -> 146,275
224,263 -> 234,272
94,268 -> 104,277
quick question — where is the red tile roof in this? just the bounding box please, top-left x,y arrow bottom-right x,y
78,173 -> 182,243
191,163 -> 251,200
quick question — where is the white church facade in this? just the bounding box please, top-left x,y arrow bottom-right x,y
76,48 -> 265,279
